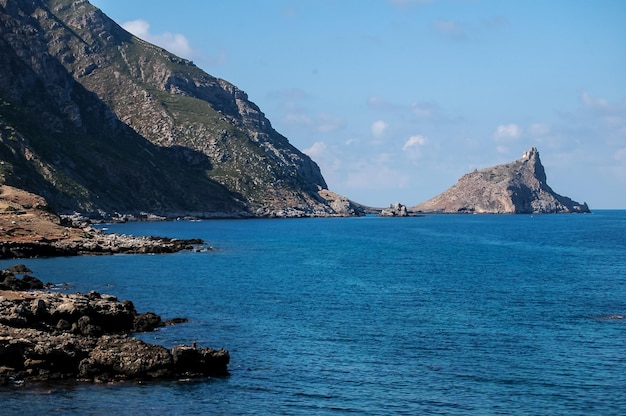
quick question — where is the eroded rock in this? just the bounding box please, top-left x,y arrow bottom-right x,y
0,267 -> 229,384
412,148 -> 590,214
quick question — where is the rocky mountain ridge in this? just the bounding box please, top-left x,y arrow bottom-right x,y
0,0 -> 361,218
412,148 -> 590,214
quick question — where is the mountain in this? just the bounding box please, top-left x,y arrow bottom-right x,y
0,0 -> 361,218
412,148 -> 590,214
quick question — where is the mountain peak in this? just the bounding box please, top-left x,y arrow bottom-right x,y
520,147 -> 547,184
522,147 -> 539,160
412,148 -> 589,214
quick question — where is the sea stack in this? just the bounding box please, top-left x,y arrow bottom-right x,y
412,148 -> 590,214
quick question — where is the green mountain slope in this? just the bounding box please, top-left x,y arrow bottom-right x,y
0,0 -> 360,217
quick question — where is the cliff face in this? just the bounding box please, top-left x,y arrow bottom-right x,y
412,148 -> 590,214
0,0 -> 355,217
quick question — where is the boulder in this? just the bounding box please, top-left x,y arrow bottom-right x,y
172,345 -> 230,377
0,270 -> 45,290
0,266 -> 229,384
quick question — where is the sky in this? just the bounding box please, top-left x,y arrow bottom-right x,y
90,0 -> 626,208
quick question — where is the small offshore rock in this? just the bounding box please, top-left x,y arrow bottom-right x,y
380,202 -> 409,217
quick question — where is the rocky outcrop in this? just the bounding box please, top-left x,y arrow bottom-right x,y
380,203 -> 410,217
0,185 -> 208,258
0,0 -> 351,218
317,189 -> 365,217
0,268 -> 229,384
412,148 -> 590,214
0,234 -> 205,259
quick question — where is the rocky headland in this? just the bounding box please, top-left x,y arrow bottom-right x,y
412,148 -> 590,214
0,185 -> 206,259
0,0 -> 361,218
0,266 -> 229,385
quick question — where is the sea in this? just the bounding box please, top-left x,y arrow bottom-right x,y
1,211 -> 626,415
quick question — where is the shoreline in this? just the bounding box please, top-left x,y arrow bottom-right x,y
0,266 -> 229,385
0,233 -> 208,259
0,185 -> 211,259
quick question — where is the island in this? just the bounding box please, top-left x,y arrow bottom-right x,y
412,148 -> 590,214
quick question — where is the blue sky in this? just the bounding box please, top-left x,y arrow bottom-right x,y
90,0 -> 626,208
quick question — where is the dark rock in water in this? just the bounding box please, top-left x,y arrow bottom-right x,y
164,317 -> 189,326
412,148 -> 590,214
133,312 -> 163,333
7,265 -> 32,275
78,335 -> 174,382
0,266 -> 229,384
172,345 -> 230,377
0,270 -> 45,291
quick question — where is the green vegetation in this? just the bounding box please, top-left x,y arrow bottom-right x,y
0,0 -> 330,217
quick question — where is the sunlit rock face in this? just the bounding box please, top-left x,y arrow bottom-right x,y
412,148 -> 590,214
0,0 -> 356,218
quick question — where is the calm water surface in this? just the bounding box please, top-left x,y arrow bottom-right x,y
1,211 -> 625,415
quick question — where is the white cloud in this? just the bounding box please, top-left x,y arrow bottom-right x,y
122,19 -> 193,58
482,16 -> 509,29
388,0 -> 434,6
284,112 -> 313,126
412,101 -> 440,120
559,92 -> 626,144
433,19 -> 467,40
371,120 -> 389,138
496,145 -> 510,155
268,88 -> 311,101
316,113 -> 345,133
615,148 -> 626,162
345,164 -> 409,190
283,5 -> 298,19
283,111 -> 344,133
367,96 -> 393,110
403,135 -> 427,160
529,123 -> 551,137
403,135 -> 427,151
303,141 -> 328,159
431,15 -> 507,42
581,91 -> 609,110
493,123 -> 522,141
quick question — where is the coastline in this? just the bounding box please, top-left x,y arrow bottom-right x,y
0,234 -> 207,259
0,267 -> 229,385
0,185 -> 209,259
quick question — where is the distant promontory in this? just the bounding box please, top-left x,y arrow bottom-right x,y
412,148 -> 590,214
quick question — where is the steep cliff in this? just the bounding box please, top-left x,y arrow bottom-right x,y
412,148 -> 590,214
0,0 -> 356,217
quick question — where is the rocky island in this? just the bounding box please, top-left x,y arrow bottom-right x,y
412,148 -> 590,214
0,266 -> 229,385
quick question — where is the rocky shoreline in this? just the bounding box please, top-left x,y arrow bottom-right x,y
0,185 -> 213,259
0,266 -> 229,385
0,233 -> 207,259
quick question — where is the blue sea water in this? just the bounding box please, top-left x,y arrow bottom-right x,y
1,211 -> 626,415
